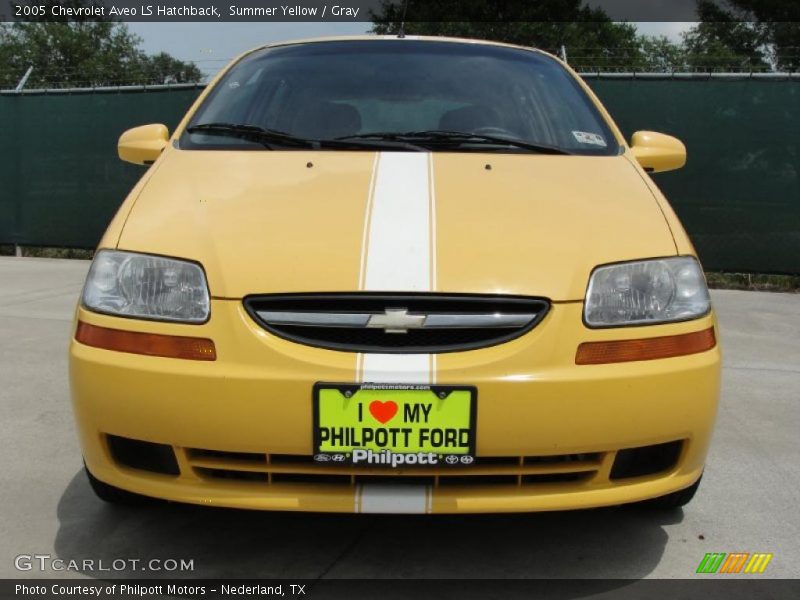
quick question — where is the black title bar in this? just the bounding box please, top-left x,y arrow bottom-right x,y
3,579 -> 800,600
2,0 -> 800,23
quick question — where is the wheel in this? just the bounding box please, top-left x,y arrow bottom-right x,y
84,464 -> 156,506
641,474 -> 702,509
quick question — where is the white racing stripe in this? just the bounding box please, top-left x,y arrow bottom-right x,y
356,152 -> 436,514
358,153 -> 435,385
357,484 -> 429,514
359,353 -> 431,384
362,152 -> 432,291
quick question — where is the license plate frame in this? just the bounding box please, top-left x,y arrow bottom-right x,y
312,382 -> 477,467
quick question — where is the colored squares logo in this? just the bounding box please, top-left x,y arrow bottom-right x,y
697,553 -> 773,574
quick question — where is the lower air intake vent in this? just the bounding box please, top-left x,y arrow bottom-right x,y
244,293 -> 549,353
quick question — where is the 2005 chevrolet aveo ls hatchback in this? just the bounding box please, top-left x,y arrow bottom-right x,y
70,36 -> 720,513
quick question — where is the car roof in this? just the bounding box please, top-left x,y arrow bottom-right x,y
244,35 -> 559,63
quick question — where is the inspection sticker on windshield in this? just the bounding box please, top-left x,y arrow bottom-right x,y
572,131 -> 607,147
313,383 -> 476,467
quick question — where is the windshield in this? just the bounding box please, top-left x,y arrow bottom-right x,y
182,40 -> 620,156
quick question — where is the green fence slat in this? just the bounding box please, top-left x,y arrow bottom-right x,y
0,80 -> 798,274
587,78 -> 800,275
0,88 -> 201,249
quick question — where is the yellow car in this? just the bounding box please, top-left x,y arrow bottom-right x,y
70,36 -> 720,513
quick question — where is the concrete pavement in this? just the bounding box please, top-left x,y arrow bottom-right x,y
0,257 -> 798,583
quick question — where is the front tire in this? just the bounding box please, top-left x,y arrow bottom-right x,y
84,464 -> 156,506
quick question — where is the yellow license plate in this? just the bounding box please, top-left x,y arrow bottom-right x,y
313,383 -> 476,468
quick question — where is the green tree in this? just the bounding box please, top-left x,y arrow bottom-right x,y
709,0 -> 800,70
370,0 -> 799,73
0,4 -> 202,89
681,1 -> 771,71
636,36 -> 688,72
141,52 -> 204,85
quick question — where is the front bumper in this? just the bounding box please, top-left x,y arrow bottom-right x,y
69,300 -> 721,513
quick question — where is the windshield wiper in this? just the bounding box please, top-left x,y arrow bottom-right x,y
337,130 -> 572,155
185,123 -> 313,149
185,122 -> 427,152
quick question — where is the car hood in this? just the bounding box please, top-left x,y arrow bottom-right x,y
118,149 -> 677,301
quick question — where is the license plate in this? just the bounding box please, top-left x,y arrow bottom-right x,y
313,383 -> 476,468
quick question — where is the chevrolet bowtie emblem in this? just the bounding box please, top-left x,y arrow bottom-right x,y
366,308 -> 426,334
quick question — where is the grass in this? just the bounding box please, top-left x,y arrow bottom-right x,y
2,245 -> 799,292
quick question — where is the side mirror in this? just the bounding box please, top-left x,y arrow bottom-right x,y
118,124 -> 169,165
630,131 -> 686,173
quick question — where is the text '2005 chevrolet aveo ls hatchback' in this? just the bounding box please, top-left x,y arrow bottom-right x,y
70,37 -> 720,514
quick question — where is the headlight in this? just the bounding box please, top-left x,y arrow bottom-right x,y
82,250 -> 210,323
584,257 -> 710,327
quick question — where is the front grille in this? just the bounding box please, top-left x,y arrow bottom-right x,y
186,449 -> 602,487
244,293 -> 550,353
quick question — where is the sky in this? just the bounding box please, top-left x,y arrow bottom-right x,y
127,22 -> 694,80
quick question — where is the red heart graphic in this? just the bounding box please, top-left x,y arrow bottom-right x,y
369,400 -> 398,424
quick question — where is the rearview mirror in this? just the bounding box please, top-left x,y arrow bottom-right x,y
118,124 -> 169,165
630,131 -> 686,173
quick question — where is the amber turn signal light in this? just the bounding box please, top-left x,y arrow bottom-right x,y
75,321 -> 216,361
576,327 -> 716,365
